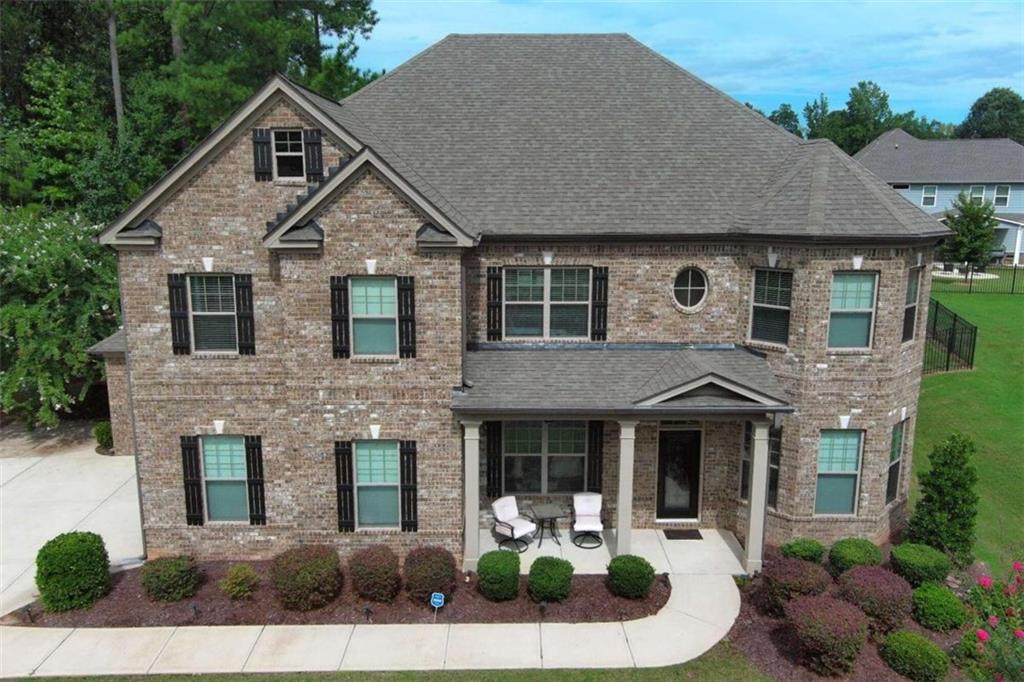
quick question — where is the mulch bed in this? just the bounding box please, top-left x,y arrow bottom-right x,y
14,560 -> 669,628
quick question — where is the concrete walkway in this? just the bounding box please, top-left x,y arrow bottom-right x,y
0,573 -> 740,676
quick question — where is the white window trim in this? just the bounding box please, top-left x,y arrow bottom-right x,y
969,185 -> 986,204
353,440 -> 401,530
199,435 -> 249,524
272,129 -> 305,180
187,274 -> 238,354
501,421 -> 588,495
921,185 -> 937,207
826,271 -> 879,351
502,267 -> 591,341
902,267 -> 922,343
348,276 -> 400,359
995,185 -> 1011,207
886,421 -> 906,507
813,430 -> 863,517
747,268 -> 793,347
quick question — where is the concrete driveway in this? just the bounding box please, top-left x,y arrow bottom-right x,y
0,422 -> 143,615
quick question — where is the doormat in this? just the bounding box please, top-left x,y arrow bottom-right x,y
663,529 -> 702,540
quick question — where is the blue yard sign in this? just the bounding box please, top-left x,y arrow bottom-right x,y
430,592 -> 445,622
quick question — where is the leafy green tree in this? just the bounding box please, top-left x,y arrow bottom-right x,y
769,103 -> 802,136
906,434 -> 979,567
957,87 -> 1024,143
0,207 -> 119,428
804,93 -> 834,140
942,191 -> 999,269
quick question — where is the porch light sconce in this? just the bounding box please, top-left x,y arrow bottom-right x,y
901,406 -> 907,421
369,424 -> 381,439
542,250 -> 554,265
839,415 -> 851,429
213,419 -> 225,434
202,257 -> 214,272
852,255 -> 864,270
365,259 -> 377,275
767,250 -> 779,268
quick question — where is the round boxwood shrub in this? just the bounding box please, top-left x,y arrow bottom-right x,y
477,550 -> 520,601
141,555 -> 202,602
350,545 -> 400,602
270,545 -> 341,611
528,556 -> 574,602
607,555 -> 655,599
880,630 -> 949,682
93,420 -> 113,450
912,582 -> 968,631
785,595 -> 868,675
828,538 -> 882,575
780,538 -> 825,564
35,531 -> 110,611
218,563 -> 259,600
404,546 -> 457,603
890,543 -> 952,587
760,557 -> 832,615
837,565 -> 912,632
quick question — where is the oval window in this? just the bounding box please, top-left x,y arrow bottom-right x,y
673,268 -> 708,309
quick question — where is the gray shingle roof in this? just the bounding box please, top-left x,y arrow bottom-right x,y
454,345 -> 791,415
88,329 -> 126,357
855,129 -> 1024,184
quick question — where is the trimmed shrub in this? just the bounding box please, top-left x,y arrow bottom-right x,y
607,555 -> 655,599
785,595 -> 869,676
837,565 -> 912,632
828,538 -> 882,575
912,582 -> 968,631
270,545 -> 341,611
35,531 -> 110,611
477,550 -> 520,602
890,543 -> 952,587
760,557 -> 832,615
93,420 -> 113,450
350,545 -> 400,602
528,556 -> 574,602
780,538 -> 825,564
218,563 -> 259,600
880,630 -> 950,682
141,555 -> 202,602
404,546 -> 457,603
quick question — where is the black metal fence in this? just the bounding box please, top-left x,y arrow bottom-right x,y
923,298 -> 977,374
930,264 -> 1024,295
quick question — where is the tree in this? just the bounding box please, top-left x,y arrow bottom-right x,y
906,434 -> 979,567
803,93 -> 833,140
957,87 -> 1024,143
107,0 -> 125,140
769,103 -> 802,136
942,191 -> 998,269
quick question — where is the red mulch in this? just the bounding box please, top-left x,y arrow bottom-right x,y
14,561 -> 669,628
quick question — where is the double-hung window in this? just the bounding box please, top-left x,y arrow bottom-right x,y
739,422 -> 782,509
355,441 -> 400,528
886,421 -> 906,505
201,435 -> 249,522
969,185 -> 986,205
921,185 -> 937,207
504,268 -> 590,339
903,268 -> 921,342
189,275 -> 237,352
350,277 -> 398,356
273,129 -> 304,178
503,421 -> 586,494
750,269 -> 793,345
828,272 -> 877,350
995,185 -> 1010,208
815,430 -> 862,515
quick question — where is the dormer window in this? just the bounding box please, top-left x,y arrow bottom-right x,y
273,130 -> 305,178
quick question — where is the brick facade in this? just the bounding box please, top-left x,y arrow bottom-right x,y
103,356 -> 134,457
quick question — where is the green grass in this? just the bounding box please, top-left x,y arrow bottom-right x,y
913,293 -> 1024,570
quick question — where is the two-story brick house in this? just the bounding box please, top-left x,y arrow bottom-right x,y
91,34 -> 948,573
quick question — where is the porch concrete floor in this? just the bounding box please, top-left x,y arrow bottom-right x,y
479,527 -> 746,575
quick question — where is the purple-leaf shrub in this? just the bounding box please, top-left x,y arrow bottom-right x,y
838,565 -> 913,633
786,595 -> 869,675
760,557 -> 832,615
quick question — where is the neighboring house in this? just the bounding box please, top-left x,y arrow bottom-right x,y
89,34 -> 947,574
856,128 -> 1024,265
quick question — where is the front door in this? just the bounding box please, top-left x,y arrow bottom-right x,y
657,429 -> 701,519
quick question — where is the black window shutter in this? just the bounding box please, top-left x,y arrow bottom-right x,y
586,420 -> 604,492
591,267 -> 608,341
330,276 -> 350,358
400,440 -> 418,531
234,274 -> 255,355
486,267 -> 502,341
252,128 -> 272,181
168,273 -> 191,355
244,435 -> 266,525
181,436 -> 204,526
484,421 -> 502,497
397,276 -> 416,358
303,129 -> 324,182
334,441 -> 355,532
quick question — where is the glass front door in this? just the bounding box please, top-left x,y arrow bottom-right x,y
657,429 -> 701,519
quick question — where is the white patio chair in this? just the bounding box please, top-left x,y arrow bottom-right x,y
571,492 -> 604,548
492,495 -> 537,552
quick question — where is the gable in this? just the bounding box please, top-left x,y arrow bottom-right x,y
634,374 -> 786,408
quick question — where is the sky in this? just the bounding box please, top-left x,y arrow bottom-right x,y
350,0 -> 1024,124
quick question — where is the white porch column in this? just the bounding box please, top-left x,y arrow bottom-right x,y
616,420 -> 638,556
744,420 -> 771,574
462,420 -> 482,571
1014,224 -> 1022,266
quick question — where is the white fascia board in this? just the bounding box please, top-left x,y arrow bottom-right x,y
635,374 -> 785,407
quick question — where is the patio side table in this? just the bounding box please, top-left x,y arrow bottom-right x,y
530,503 -> 568,547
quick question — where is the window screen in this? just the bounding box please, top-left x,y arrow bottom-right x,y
189,275 -> 237,351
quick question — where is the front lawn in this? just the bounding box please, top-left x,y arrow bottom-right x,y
913,292 -> 1024,569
